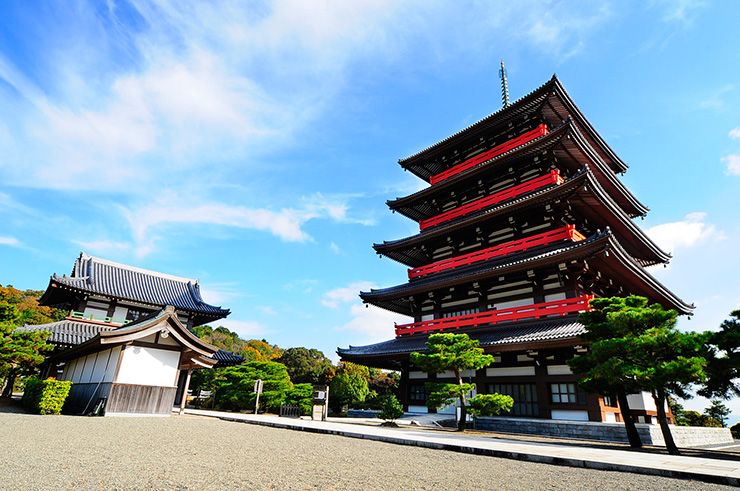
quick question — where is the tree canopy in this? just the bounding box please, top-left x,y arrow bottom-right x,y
411,333 -> 500,431
568,296 -> 705,455
0,300 -> 53,397
275,347 -> 334,385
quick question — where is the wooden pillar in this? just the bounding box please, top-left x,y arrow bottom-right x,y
179,368 -> 193,415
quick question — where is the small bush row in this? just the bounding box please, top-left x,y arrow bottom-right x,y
22,377 -> 72,415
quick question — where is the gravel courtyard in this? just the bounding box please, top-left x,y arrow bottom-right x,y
1,410 -> 736,491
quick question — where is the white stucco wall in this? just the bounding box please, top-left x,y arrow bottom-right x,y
115,346 -> 180,387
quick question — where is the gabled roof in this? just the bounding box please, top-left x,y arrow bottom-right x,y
50,306 -> 223,369
39,252 -> 230,323
363,229 -> 693,316
337,317 -> 586,368
388,119 -> 647,221
376,168 -> 669,268
399,75 -> 627,180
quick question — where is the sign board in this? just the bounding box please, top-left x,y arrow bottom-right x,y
312,384 -> 329,421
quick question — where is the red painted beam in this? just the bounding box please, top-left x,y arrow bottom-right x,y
408,225 -> 586,279
395,295 -> 593,337
420,170 -> 564,230
430,125 -> 548,185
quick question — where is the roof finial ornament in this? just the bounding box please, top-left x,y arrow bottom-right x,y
498,60 -> 510,108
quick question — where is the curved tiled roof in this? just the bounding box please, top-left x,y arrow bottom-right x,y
338,317 -> 585,358
399,75 -> 628,177
42,252 -> 229,318
15,320 -> 115,348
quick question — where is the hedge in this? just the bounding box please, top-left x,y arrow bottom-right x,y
22,378 -> 72,415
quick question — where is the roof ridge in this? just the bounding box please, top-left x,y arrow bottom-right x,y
77,251 -> 199,284
399,75 -> 558,164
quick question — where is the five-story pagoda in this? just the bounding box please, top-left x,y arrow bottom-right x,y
338,74 -> 693,424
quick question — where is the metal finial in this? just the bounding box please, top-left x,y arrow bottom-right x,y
498,60 -> 510,108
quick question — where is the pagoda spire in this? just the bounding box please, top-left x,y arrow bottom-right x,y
498,60 -> 510,108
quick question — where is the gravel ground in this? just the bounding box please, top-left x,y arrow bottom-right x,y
1,409 -> 737,491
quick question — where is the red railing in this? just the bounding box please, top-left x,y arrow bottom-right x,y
408,225 -> 586,279
395,295 -> 594,337
430,125 -> 549,185
420,170 -> 564,230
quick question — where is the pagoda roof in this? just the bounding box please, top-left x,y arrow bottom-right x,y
376,168 -> 669,268
399,75 -> 627,180
363,229 -> 692,316
337,316 -> 585,369
389,119 -> 647,221
39,252 -> 230,324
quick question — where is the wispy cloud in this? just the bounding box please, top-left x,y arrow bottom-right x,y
646,212 -> 719,253
650,0 -> 707,24
729,127 -> 740,139
0,236 -> 20,247
699,85 -> 734,110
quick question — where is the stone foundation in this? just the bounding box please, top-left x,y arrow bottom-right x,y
473,416 -> 733,447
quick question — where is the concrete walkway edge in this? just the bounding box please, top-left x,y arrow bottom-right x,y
185,409 -> 740,487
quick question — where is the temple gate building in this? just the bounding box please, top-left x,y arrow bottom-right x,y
338,75 -> 693,424
18,252 -> 241,416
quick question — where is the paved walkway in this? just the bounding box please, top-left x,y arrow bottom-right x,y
185,409 -> 740,487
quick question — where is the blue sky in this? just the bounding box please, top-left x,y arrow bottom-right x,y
1,1 -> 739,419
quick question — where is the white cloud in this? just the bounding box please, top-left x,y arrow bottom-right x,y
334,303 -> 406,343
322,281 -> 375,308
723,154 -> 740,176
699,85 -> 734,110
118,190 -> 373,257
729,127 -> 740,139
329,242 -> 341,254
646,212 -> 717,253
0,236 -> 20,247
199,283 -> 243,306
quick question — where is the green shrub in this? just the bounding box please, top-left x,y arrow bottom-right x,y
284,383 -> 313,415
468,393 -> 514,417
22,377 -> 72,415
377,394 -> 404,422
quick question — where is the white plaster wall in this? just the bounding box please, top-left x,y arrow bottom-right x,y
437,370 -> 475,378
551,409 -> 589,421
546,365 -> 573,375
115,346 -> 180,387
407,405 -> 428,413
113,306 -> 128,320
486,366 -> 536,377
544,292 -> 567,302
158,334 -> 179,346
84,306 -> 109,320
626,392 -> 657,412
409,371 -> 426,379
604,411 -> 617,423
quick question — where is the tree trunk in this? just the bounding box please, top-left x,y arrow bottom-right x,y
653,389 -> 680,455
1,369 -> 18,398
617,391 -> 643,448
456,370 -> 467,432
